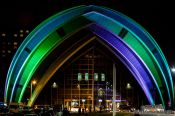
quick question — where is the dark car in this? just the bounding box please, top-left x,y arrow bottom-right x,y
119,104 -> 132,112
0,102 -> 9,115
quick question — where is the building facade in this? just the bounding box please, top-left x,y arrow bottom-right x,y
0,30 -> 29,101
51,46 -> 125,111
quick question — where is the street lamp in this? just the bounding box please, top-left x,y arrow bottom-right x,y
82,99 -> 86,108
126,83 -> 133,106
77,84 -> 80,107
126,83 -> 131,89
171,67 -> 175,73
51,82 -> 58,106
31,80 -> 37,100
99,99 -> 102,106
99,99 -> 102,112
99,99 -> 102,103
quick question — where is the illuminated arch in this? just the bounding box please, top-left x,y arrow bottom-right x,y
4,5 -> 174,108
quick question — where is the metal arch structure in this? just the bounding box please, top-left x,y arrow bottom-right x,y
4,5 -> 174,108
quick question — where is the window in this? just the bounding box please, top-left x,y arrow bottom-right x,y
101,73 -> 105,81
78,73 -> 82,81
94,73 -> 98,81
85,73 -> 89,81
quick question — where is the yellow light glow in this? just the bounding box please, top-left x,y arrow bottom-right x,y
32,80 -> 37,85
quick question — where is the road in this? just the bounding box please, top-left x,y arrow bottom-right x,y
70,112 -> 136,116
70,112 -> 175,116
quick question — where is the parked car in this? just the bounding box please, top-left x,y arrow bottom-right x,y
0,102 -> 9,114
119,104 -> 132,112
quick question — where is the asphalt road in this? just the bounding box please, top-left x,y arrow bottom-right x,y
70,112 -> 136,116
70,112 -> 175,116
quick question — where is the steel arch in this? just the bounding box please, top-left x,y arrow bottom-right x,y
4,5 -> 174,108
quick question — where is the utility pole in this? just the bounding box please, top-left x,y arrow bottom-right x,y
113,63 -> 116,116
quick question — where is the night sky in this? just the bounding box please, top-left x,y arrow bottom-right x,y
0,1 -> 175,76
0,0 -> 174,66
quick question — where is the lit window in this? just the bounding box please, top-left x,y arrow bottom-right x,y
78,73 -> 82,81
85,73 -> 89,81
101,73 -> 105,81
20,34 -> 24,37
8,50 -> 11,53
20,30 -> 24,33
26,30 -> 29,33
14,42 -> 18,45
2,33 -> 6,37
14,34 -> 18,37
94,73 -> 98,81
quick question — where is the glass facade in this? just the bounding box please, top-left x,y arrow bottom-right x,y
34,41 -> 146,110
50,47 -> 124,112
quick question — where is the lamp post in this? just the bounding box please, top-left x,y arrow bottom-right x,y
171,67 -> 175,73
99,99 -> 102,105
113,63 -> 116,116
126,83 -> 131,89
51,82 -> 58,106
77,84 -> 80,107
82,99 -> 85,108
30,80 -> 36,101
126,83 -> 132,105
171,66 -> 175,108
99,99 -> 102,112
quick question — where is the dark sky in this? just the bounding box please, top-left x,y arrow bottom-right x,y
0,0 -> 174,66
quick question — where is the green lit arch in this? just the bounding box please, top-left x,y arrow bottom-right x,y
4,5 -> 174,108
